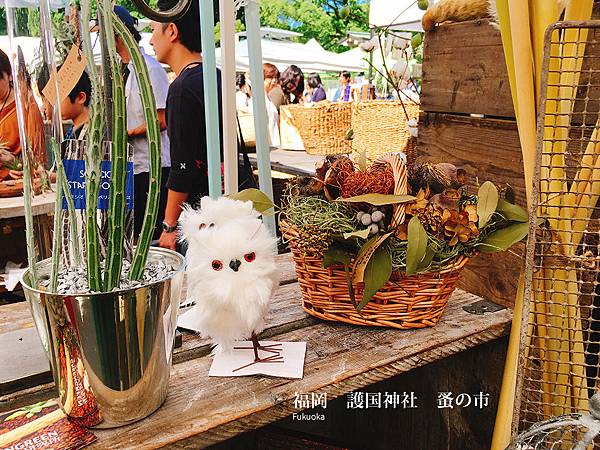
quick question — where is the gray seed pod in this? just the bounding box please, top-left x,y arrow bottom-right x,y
356,211 -> 365,221
371,211 -> 385,223
369,223 -> 379,234
361,214 -> 372,226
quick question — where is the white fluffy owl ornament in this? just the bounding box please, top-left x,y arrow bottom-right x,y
180,196 -> 260,230
180,199 -> 279,359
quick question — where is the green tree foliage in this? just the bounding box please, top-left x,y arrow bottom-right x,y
0,0 -> 368,53
258,0 -> 369,52
214,19 -> 246,47
0,8 -> 31,36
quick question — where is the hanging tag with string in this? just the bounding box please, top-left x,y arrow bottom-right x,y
42,44 -> 87,107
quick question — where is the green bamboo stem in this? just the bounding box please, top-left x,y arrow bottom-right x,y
99,0 -> 128,291
112,15 -> 161,281
81,0 -> 103,291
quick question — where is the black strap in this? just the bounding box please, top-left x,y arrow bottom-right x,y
236,113 -> 252,169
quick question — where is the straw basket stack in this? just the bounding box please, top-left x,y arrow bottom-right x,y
287,101 -> 420,159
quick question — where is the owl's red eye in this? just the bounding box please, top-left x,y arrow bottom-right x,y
244,252 -> 256,262
211,260 -> 223,271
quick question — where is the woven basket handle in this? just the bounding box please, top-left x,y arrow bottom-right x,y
373,152 -> 408,230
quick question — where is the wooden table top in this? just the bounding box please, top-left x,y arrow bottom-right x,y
0,253 -> 512,449
249,149 -> 321,177
0,189 -> 56,219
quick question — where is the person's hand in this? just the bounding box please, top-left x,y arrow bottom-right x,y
158,231 -> 178,250
8,169 -> 23,179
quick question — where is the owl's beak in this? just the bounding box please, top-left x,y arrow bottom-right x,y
229,259 -> 241,272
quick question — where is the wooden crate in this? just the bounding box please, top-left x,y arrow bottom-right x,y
418,20 -> 523,308
421,20 -> 515,118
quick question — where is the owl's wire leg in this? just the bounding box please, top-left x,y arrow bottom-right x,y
251,333 -> 282,359
251,333 -> 260,361
231,333 -> 285,372
233,333 -> 283,356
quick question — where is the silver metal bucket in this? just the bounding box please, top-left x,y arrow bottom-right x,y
21,248 -> 185,428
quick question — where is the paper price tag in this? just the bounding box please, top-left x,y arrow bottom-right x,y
42,44 -> 87,106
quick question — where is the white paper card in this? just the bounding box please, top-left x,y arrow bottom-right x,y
6,269 -> 25,291
177,299 -> 196,319
163,303 -> 174,365
177,304 -> 200,331
209,341 -> 306,379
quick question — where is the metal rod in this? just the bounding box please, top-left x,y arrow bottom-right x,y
199,0 -> 222,198
244,0 -> 275,233
219,0 -> 238,195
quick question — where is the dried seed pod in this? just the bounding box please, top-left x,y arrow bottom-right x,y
290,176 -> 324,197
361,214 -> 372,226
371,211 -> 385,223
369,223 -> 379,235
430,189 -> 461,211
356,211 -> 365,221
410,161 -> 465,194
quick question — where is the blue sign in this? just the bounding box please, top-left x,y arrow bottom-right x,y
62,159 -> 134,211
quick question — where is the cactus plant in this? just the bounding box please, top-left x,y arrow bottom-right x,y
80,0 -> 104,291
97,0 -> 128,291
9,0 -> 192,294
112,13 -> 162,281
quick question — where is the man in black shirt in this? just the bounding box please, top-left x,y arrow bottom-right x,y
151,0 -> 221,250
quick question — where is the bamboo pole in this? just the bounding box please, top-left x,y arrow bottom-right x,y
529,0 -> 559,100
496,0 -> 519,119
507,0 -> 537,203
219,0 -> 238,195
492,274 -> 526,449
494,2 -> 595,447
491,2 -> 538,447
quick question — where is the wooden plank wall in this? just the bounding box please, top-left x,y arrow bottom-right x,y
418,20 -> 524,308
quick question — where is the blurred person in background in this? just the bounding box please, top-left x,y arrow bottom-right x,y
263,63 -> 280,147
269,64 -> 304,109
306,73 -> 326,103
333,71 -> 352,102
151,0 -> 222,250
235,73 -> 251,112
263,63 -> 281,147
0,48 -> 45,181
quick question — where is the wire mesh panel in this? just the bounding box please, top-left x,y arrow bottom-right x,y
517,21 -> 600,446
509,395 -> 600,449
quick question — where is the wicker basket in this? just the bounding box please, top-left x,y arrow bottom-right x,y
287,102 -> 353,155
280,152 -> 468,329
351,101 -> 421,160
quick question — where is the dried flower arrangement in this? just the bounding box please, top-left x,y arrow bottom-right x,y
279,153 -> 529,328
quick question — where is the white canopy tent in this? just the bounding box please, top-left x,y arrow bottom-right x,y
0,0 -> 66,8
369,0 -> 426,32
215,37 -> 367,73
0,28 -> 368,75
